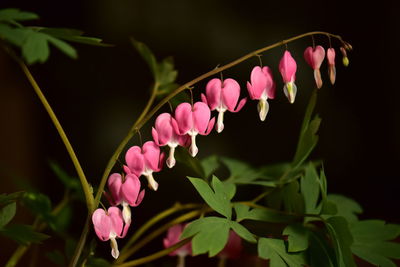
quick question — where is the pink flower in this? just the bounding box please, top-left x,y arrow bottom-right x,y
218,230 -> 243,260
108,173 -> 145,224
246,66 -> 276,121
125,141 -> 165,191
201,78 -> 247,133
327,48 -> 336,85
163,224 -> 192,257
173,102 -> 215,157
152,113 -> 190,168
92,207 -> 127,259
304,45 -> 326,89
279,50 -> 297,104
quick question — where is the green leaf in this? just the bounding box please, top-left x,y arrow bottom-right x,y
200,155 -> 220,178
326,194 -> 362,222
308,231 -> 336,267
22,31 -> 50,64
350,220 -> 400,267
22,192 -> 55,228
39,28 -> 109,47
229,221 -> 256,243
0,191 -> 24,207
258,237 -> 306,267
301,163 -> 320,215
282,181 -> 304,214
130,38 -> 158,78
156,56 -> 178,86
0,202 -> 16,228
187,176 -> 231,219
181,217 -> 230,256
325,216 -> 356,267
46,250 -> 66,266
233,203 -> 298,223
46,35 -> 77,59
0,8 -> 39,22
221,157 -> 262,184
0,224 -> 49,245
86,257 -> 111,267
175,147 -> 204,177
283,224 -> 309,252
0,25 -> 28,46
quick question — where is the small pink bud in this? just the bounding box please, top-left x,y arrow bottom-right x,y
279,50 -> 297,103
327,48 -> 336,85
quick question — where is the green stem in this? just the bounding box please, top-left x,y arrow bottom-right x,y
120,203 -> 202,256
18,62 -> 94,211
113,239 -> 191,267
93,82 -> 159,208
116,209 -> 206,263
68,214 -> 90,267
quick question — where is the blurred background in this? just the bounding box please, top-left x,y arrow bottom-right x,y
0,0 -> 398,265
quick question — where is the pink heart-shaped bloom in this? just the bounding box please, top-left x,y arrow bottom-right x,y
92,208 -> 112,241
174,102 -> 215,156
304,46 -> 326,89
125,146 -> 144,177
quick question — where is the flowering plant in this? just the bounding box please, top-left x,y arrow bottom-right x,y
1,7 -> 399,267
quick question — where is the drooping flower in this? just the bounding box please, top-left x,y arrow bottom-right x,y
279,50 -> 297,104
340,46 -> 349,67
108,173 -> 145,225
125,141 -> 165,191
92,207 -> 127,259
163,224 -> 192,257
218,230 -> 243,260
201,78 -> 247,132
327,48 -> 336,85
152,113 -> 190,168
172,102 -> 215,157
304,45 -> 326,89
246,66 -> 276,121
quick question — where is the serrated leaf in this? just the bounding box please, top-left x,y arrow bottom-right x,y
0,202 -> 16,228
283,224 -> 309,252
258,237 -> 306,267
221,157 -> 261,184
200,155 -> 220,178
325,216 -> 356,267
181,217 -> 230,256
187,176 -> 231,219
283,181 -> 304,214
229,221 -> 256,243
22,192 -> 55,228
325,194 -> 362,222
350,220 -> 400,267
39,27 -> 110,47
0,224 -> 49,245
0,25 -> 28,46
0,8 -> 39,22
301,163 -> 320,215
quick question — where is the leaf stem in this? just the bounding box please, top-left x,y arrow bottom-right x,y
116,208 -> 208,263
113,239 -> 191,267
17,61 -> 94,211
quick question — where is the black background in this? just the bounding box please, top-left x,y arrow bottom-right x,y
0,0 -> 399,265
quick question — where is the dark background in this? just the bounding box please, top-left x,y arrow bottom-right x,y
1,0 -> 399,265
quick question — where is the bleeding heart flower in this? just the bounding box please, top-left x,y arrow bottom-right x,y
304,45 -> 326,89
327,48 -> 336,85
246,66 -> 276,121
108,173 -> 145,224
218,230 -> 243,260
201,78 -> 247,133
172,102 -> 215,157
163,224 -> 192,257
125,141 -> 165,191
279,50 -> 297,104
152,113 -> 190,168
92,207 -> 127,259
340,46 -> 349,67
